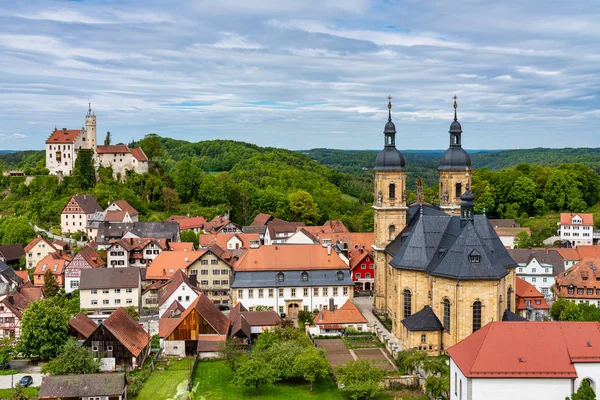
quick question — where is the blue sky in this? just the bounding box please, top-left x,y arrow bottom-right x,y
0,0 -> 599,150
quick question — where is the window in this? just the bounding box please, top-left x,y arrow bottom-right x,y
70,281 -> 79,288
337,271 -> 344,281
314,287 -> 319,296
211,259 -> 218,265
115,289 -> 121,294
103,300 -> 109,305
213,280 -> 220,285
356,273 -> 361,279
301,272 -> 308,282
126,299 -> 133,304
389,183 -> 396,199
238,289 -> 243,299
343,287 -> 348,296
507,287 -> 512,310
361,264 -> 366,269
221,280 -> 228,285
542,288 -> 549,295
304,306 -> 309,311
578,288 -> 584,294
126,288 -> 132,293
323,288 -> 328,296
178,296 -> 182,301
277,272 -> 284,282
201,260 -> 208,265
543,277 -> 547,283
525,300 -> 531,308
444,299 -> 451,332
473,301 -> 482,333
279,288 -> 284,297
532,268 -> 536,273
333,287 -> 338,296
291,289 -> 296,297
455,182 -> 462,198
403,289 -> 412,319
545,268 -> 549,273
421,334 -> 426,344
248,289 -> 254,299
91,289 -> 97,295
535,300 -> 541,305
518,268 -> 523,273
258,289 -> 264,298
303,288 -> 308,297
213,269 -> 220,275
388,225 -> 395,240
267,289 -> 273,298
366,273 -> 371,279
201,270 -> 208,275
91,300 -> 98,305
190,270 -> 198,276
200,280 -> 208,285
115,299 -> 121,304
532,277 -> 536,282
588,288 -> 594,295
279,306 -> 284,313
568,286 -> 575,294
221,269 -> 228,275
102,289 -> 109,294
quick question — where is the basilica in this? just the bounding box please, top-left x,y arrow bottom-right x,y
372,99 -> 518,354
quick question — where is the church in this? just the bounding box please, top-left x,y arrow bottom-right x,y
372,98 -> 518,354
45,105 -> 149,179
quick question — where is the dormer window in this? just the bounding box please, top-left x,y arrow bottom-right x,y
337,271 -> 344,281
301,272 -> 308,282
41,264 -> 47,272
469,250 -> 481,264
277,272 -> 284,282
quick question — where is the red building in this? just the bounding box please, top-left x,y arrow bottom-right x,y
349,246 -> 374,290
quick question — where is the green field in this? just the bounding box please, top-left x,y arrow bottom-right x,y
135,358 -> 192,400
0,386 -> 39,399
341,193 -> 360,203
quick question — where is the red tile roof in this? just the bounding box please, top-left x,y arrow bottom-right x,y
108,237 -> 168,252
100,308 -> 150,357
96,144 -> 130,154
197,335 -> 227,352
177,217 -> 207,231
46,129 -> 81,144
145,251 -> 204,280
198,233 -> 259,249
168,242 -> 195,252
159,294 -> 229,338
448,322 -> 600,378
34,251 -> 71,276
130,147 -> 148,162
68,312 -> 98,339
250,213 -> 274,226
235,244 -> 349,272
494,227 -> 531,237
561,213 -> 594,226
157,270 -> 201,306
315,300 -> 368,325
111,200 -> 139,216
515,278 -> 549,310
15,270 -> 30,283
24,236 -> 57,253
349,247 -> 374,270
75,246 -> 105,268
554,258 -> 600,299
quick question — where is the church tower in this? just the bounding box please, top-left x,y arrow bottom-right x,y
373,97 -> 407,312
84,103 -> 97,150
438,97 -> 471,215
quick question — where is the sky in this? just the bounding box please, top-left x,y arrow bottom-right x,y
0,0 -> 599,151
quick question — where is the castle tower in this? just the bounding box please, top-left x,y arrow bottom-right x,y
373,97 -> 407,311
438,97 -> 471,215
84,103 -> 97,150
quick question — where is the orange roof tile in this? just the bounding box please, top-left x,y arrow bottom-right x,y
348,247 -> 373,270
145,251 -> 204,280
159,294 -> 229,338
46,128 -> 81,144
15,270 -> 30,283
168,242 -> 195,252
561,213 -> 594,226
448,322 -> 600,378
130,147 -> 148,161
556,247 -> 581,261
554,258 -> 600,299
69,312 -> 98,339
575,246 -> 600,259
198,233 -> 259,249
112,200 -> 139,216
96,144 -> 130,154
34,251 -> 71,275
75,246 -> 105,268
177,217 -> 207,230
315,300 -> 368,325
515,278 -> 549,310
250,213 -> 274,226
24,236 -> 57,253
235,244 -> 349,272
100,308 -> 150,357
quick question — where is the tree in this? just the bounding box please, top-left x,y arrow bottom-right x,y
9,384 -> 28,400
161,187 -> 180,212
0,337 -> 14,366
425,375 -> 450,400
42,270 -> 59,297
180,230 -> 199,248
294,346 -> 330,392
288,190 -> 319,225
514,231 -> 534,249
72,149 -> 96,189
139,133 -> 165,160
125,306 -> 139,321
234,355 -> 279,395
334,359 -> 384,400
570,379 -> 596,400
0,216 -> 35,246
218,337 -> 245,373
104,131 -> 111,146
266,341 -> 305,380
18,299 -> 69,360
41,337 -> 101,375
298,310 -> 314,326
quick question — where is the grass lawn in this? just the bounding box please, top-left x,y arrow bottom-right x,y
342,193 -> 360,203
135,358 -> 192,400
0,386 -> 39,398
0,369 -> 19,376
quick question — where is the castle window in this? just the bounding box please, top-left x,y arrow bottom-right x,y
455,182 -> 462,198
473,301 -> 482,333
444,298 -> 451,332
277,272 -> 284,282
421,334 -> 426,344
389,183 -> 396,200
507,287 -> 513,310
388,225 -> 396,241
403,289 -> 412,319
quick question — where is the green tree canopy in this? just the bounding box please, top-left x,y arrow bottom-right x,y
17,299 -> 69,360
334,359 -> 384,400
72,149 -> 96,189
180,230 -> 199,247
41,337 -> 101,375
570,379 -> 597,400
294,346 -> 330,392
218,337 -> 245,373
288,190 -> 319,225
42,269 -> 59,297
233,354 -> 279,395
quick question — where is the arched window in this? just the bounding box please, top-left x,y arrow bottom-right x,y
388,224 -> 396,240
389,183 -> 396,200
403,289 -> 412,319
444,298 -> 451,332
421,334 -> 426,344
507,287 -> 513,311
301,271 -> 308,282
473,301 -> 482,333
455,182 -> 462,198
277,272 -> 284,282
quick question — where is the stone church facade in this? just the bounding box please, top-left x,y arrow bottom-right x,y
373,99 -> 518,354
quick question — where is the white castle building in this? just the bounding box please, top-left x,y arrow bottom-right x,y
45,105 -> 149,178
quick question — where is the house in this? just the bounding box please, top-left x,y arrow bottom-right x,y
400,305 -> 444,353
0,261 -> 24,289
39,373 -> 127,400
508,248 -> 565,298
197,335 -> 227,359
204,216 -> 242,234
168,242 -> 196,252
68,311 -> 98,340
96,145 -> 149,178
175,216 -> 207,233
242,225 -> 268,243
79,268 -> 141,322
187,245 -> 237,306
488,219 -> 521,228
145,251 -> 204,281
515,278 -> 549,321
95,221 -> 180,248
0,244 -> 25,265
64,247 -> 105,293
141,280 -> 163,309
285,228 -> 319,244
559,213 -> 594,247
61,194 -> 103,235
34,251 -> 71,289
158,270 -> 202,318
554,258 -> 600,306
14,271 -> 30,284
494,226 -> 532,249
312,299 -> 368,336
302,220 -> 350,236
231,244 -> 354,316
198,233 -> 259,250
0,284 -> 43,340
84,307 -> 150,371
263,222 -> 305,245
159,294 -> 230,357
24,236 -> 63,269
106,199 -> 140,222
106,237 -> 168,268
448,321 -> 600,400
556,246 -> 600,271
86,210 -> 135,240
250,213 -> 280,226
348,246 -> 375,291
229,303 -> 282,343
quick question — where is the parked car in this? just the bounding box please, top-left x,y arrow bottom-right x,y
217,305 -> 230,311
18,376 -> 33,387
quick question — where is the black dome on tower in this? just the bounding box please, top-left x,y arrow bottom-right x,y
438,98 -> 471,171
375,98 -> 406,171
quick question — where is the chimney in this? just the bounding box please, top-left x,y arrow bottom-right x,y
327,245 -> 331,256
62,128 -> 67,133
329,297 -> 334,312
185,257 -> 189,262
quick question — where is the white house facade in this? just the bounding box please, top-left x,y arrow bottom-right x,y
559,213 -> 594,247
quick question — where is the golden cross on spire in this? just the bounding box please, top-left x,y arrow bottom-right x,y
387,95 -> 393,109
453,95 -> 458,108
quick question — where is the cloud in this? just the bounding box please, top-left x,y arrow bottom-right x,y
0,133 -> 27,140
516,66 -> 561,76
212,33 -> 262,50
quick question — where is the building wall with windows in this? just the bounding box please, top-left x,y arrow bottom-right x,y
158,283 -> 199,318
559,213 -> 594,247
515,257 -> 555,297
80,284 -> 141,323
187,253 -> 232,305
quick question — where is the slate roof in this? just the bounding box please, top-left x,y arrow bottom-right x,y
502,309 -> 527,321
0,261 -> 23,285
508,248 -> 565,275
387,205 -> 517,280
96,307 -> 150,357
69,195 -> 103,214
401,306 -> 444,331
231,269 -> 354,288
80,267 -> 140,290
0,244 -> 25,262
39,373 -> 126,399
68,312 -> 98,339
96,221 -> 180,243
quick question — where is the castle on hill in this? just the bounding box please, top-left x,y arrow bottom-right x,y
45,105 -> 148,178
